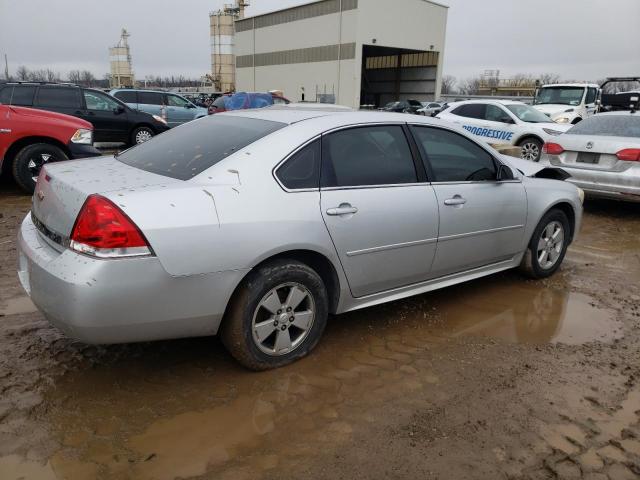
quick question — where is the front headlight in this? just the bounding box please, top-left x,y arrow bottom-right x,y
70,128 -> 93,145
543,128 -> 563,136
555,117 -> 570,124
152,115 -> 167,125
577,188 -> 585,204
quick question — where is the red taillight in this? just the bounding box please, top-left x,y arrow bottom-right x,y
616,149 -> 640,162
543,142 -> 565,155
70,194 -> 151,258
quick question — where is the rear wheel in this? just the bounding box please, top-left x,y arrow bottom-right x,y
12,143 -> 68,194
221,259 -> 329,370
518,137 -> 543,162
131,126 -> 154,146
520,209 -> 570,279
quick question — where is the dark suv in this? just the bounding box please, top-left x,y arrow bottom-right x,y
0,83 -> 170,146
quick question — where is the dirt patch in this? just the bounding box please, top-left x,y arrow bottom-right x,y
0,177 -> 639,479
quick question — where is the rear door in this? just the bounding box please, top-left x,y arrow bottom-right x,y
82,90 -> 130,142
33,86 -> 83,119
410,125 -> 527,277
320,124 -> 439,297
112,90 -> 138,109
136,92 -> 164,118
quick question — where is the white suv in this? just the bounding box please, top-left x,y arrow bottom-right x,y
437,100 -> 570,161
532,83 -> 600,124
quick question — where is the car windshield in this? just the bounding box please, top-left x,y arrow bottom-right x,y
567,115 -> 640,138
506,104 -> 553,123
534,87 -> 585,106
116,115 -> 286,180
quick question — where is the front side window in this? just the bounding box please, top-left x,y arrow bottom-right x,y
410,126 -> 497,182
275,139 -> 320,190
485,104 -> 511,123
84,91 -> 121,111
117,115 -> 285,180
321,125 -> 417,188
585,87 -> 598,105
36,87 -> 81,108
167,95 -> 190,107
137,92 -> 164,106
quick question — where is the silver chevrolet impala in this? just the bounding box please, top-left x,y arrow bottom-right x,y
17,109 -> 583,370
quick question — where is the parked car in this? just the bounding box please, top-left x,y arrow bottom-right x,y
532,83 -> 600,124
0,103 -> 100,192
110,89 -> 209,128
0,82 -> 169,146
437,100 -> 571,161
417,102 -> 445,116
209,92 -> 289,114
18,109 -> 583,370
380,99 -> 423,114
540,111 -> 640,202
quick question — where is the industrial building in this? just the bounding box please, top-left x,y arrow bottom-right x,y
109,29 -> 134,88
209,2 -> 249,92
233,0 -> 448,108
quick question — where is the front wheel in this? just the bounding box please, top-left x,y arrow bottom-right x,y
518,137 -> 543,162
131,126 -> 155,146
221,259 -> 329,370
12,143 -> 68,194
520,209 -> 570,279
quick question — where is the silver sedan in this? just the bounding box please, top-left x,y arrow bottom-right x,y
17,109 -> 583,370
540,111 -> 640,202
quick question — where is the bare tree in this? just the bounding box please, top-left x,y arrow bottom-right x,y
80,70 -> 95,87
441,75 -> 456,95
28,69 -> 48,81
67,70 -> 82,84
15,65 -> 30,81
45,68 -> 61,82
458,76 -> 482,95
538,73 -> 561,85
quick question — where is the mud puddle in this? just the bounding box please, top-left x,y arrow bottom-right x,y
0,296 -> 37,316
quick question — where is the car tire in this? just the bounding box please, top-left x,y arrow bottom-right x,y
12,143 -> 68,194
221,259 -> 329,371
130,126 -> 155,146
519,209 -> 570,279
518,137 -> 543,162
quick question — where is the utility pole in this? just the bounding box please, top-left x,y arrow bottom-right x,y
4,54 -> 8,80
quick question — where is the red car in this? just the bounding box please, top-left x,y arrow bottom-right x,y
0,103 -> 100,193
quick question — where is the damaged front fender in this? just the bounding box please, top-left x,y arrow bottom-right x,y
500,154 -> 571,181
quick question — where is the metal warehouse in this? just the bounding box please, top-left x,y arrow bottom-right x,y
234,0 -> 448,108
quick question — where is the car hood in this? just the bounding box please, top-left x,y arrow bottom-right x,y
533,104 -> 575,117
500,154 -> 570,180
10,105 -> 92,129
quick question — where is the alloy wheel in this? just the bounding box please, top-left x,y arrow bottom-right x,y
251,282 -> 316,356
536,220 -> 564,270
521,142 -> 540,161
135,130 -> 153,144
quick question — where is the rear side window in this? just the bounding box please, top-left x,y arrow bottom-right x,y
0,85 -> 36,106
410,126 -> 497,182
451,104 -> 486,119
36,87 -> 81,108
116,115 -> 286,180
114,91 -> 137,103
321,125 -> 417,188
568,115 -> 640,138
138,92 -> 164,105
275,139 -> 320,190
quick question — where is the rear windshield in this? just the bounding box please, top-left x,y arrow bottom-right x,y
568,115 -> 640,138
116,115 -> 286,180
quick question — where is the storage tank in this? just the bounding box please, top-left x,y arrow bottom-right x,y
109,29 -> 134,88
210,2 -> 248,93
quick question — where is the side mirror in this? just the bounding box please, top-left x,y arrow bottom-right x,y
497,164 -> 515,181
186,104 -> 196,109
113,105 -> 126,114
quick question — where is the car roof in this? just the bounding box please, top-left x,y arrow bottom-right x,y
222,108 -> 439,126
448,99 -> 526,107
597,110 -> 640,117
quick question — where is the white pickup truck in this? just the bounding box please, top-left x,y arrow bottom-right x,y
532,83 -> 600,125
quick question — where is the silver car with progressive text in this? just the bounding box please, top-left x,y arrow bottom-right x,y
18,109 -> 583,369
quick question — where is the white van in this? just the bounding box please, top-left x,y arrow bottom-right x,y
532,83 -> 600,125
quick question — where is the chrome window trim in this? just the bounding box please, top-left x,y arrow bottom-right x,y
346,237 -> 438,257
272,135 -> 322,193
438,224 -> 525,243
321,182 -> 428,191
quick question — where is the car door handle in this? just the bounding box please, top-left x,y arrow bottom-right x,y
444,196 -> 467,206
326,204 -> 358,216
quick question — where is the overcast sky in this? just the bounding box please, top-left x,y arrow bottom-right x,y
1,0 -> 639,83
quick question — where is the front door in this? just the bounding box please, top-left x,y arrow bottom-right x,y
166,94 -> 195,127
320,124 -> 439,297
81,90 -> 131,142
410,125 -> 527,277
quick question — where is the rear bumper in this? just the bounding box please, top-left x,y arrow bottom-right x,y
17,214 -> 247,344
565,172 -> 640,203
67,142 -> 102,159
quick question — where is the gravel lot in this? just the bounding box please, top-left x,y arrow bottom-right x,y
0,173 -> 639,480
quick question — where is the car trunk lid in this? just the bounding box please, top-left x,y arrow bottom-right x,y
32,156 -> 181,242
547,135 -> 640,172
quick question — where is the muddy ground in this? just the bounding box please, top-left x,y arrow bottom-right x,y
0,174 -> 639,480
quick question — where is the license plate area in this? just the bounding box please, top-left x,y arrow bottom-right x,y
576,152 -> 600,164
